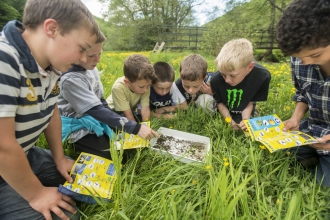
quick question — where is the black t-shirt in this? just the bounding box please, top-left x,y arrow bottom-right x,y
175,73 -> 213,104
210,63 -> 271,119
149,85 -> 172,111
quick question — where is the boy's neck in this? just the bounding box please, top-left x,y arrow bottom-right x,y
21,28 -> 50,70
319,61 -> 330,79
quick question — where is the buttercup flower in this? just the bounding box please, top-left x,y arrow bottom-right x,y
205,165 -> 211,170
192,180 -> 197,184
223,158 -> 228,162
169,126 -> 173,129
171,189 -> 176,194
260,145 -> 266,150
225,117 -> 231,123
224,162 -> 229,167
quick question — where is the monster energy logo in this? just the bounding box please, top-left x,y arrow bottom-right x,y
227,89 -> 243,109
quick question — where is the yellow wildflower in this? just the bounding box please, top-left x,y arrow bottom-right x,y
224,162 -> 229,167
276,199 -> 280,204
169,126 -> 173,129
205,165 -> 211,170
286,151 -> 291,156
192,180 -> 197,184
171,189 -> 176,194
260,145 -> 266,150
225,117 -> 231,123
223,158 -> 228,162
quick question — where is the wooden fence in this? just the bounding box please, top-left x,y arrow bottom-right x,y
157,26 -> 278,50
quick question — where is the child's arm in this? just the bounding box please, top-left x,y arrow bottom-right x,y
283,101 -> 308,132
238,102 -> 254,130
152,106 -> 178,119
123,109 -> 136,122
44,105 -> 75,182
140,105 -> 151,121
217,103 -> 239,130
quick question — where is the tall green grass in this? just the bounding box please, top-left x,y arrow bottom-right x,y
38,51 -> 330,219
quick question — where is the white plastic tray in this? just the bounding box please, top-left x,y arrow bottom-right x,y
150,127 -> 211,163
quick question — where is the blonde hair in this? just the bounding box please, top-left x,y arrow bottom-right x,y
23,0 -> 104,43
215,38 -> 254,72
179,54 -> 208,81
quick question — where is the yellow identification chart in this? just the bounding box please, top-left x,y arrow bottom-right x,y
244,114 -> 318,153
114,121 -> 150,150
58,153 -> 117,204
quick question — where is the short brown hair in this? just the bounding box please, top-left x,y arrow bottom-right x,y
152,62 -> 175,84
179,54 -> 207,81
124,54 -> 156,83
23,0 -> 104,43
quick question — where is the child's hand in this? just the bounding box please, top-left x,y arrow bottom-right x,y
200,82 -> 213,95
283,118 -> 300,131
238,121 -> 247,131
137,126 -> 160,139
230,120 -> 240,130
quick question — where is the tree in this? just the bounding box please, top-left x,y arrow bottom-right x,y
201,0 -> 290,58
99,0 -> 204,50
0,0 -> 26,30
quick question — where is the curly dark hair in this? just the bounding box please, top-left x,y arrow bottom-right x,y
276,0 -> 330,55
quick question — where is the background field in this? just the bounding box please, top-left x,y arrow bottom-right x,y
39,51 -> 330,219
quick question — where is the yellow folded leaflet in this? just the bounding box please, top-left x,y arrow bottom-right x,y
244,114 -> 318,153
114,121 -> 150,150
58,152 -> 117,204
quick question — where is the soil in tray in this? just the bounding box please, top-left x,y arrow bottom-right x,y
153,134 -> 206,161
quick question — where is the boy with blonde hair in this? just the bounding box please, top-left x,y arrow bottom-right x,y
0,0 -> 102,219
210,38 -> 271,130
175,54 -> 216,112
107,54 -> 157,122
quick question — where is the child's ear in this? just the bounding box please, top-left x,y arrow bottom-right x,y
43,19 -> 59,38
124,78 -> 130,86
247,62 -> 255,72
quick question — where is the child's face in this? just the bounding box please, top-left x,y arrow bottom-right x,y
220,62 -> 254,86
292,45 -> 330,66
182,78 -> 204,95
153,81 -> 172,96
48,27 -> 97,72
80,43 -> 103,70
125,79 -> 151,95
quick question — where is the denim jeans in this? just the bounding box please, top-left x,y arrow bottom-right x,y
289,145 -> 330,187
0,146 -> 80,220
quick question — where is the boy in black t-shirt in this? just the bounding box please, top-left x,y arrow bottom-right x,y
210,38 -> 271,130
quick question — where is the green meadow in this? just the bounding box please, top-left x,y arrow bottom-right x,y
38,51 -> 330,219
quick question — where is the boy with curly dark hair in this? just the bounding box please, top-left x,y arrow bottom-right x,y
277,0 -> 330,187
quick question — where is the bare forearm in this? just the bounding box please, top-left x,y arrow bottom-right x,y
44,105 -> 65,162
217,103 -> 231,119
141,106 -> 150,121
123,109 -> 136,122
241,102 -> 254,120
291,102 -> 308,121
